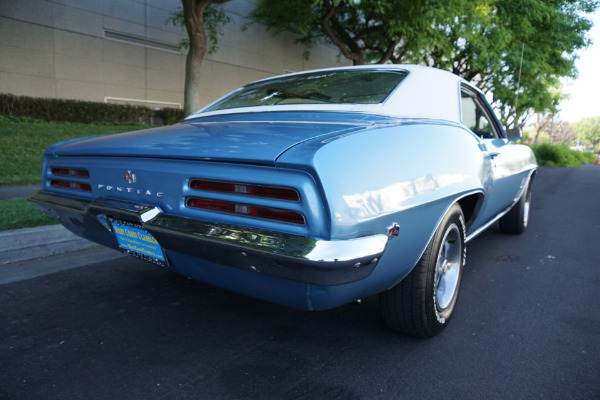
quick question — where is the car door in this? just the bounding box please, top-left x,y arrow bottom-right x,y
460,84 -> 524,230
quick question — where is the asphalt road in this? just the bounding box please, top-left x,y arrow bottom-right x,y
1,165 -> 599,400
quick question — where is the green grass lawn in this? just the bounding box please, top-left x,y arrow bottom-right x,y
0,199 -> 57,231
0,117 -> 152,186
0,118 -> 155,231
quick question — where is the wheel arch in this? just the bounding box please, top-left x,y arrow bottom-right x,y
457,191 -> 484,230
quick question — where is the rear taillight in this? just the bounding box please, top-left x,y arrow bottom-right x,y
186,197 -> 305,225
51,167 -> 90,178
50,167 -> 91,192
189,179 -> 299,202
50,180 -> 92,192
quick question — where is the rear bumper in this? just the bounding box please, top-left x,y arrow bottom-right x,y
29,191 -> 388,286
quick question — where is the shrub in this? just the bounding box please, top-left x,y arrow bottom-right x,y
529,143 -> 596,167
0,93 -> 184,125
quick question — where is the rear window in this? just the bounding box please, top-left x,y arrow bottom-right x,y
203,69 -> 408,112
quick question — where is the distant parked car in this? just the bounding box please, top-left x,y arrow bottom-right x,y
30,65 -> 537,337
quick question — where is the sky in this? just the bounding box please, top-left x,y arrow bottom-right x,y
557,9 -> 600,123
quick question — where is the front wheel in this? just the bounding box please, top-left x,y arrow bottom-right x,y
380,203 -> 466,338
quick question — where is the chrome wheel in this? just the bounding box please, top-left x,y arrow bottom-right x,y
499,178 -> 533,235
380,203 -> 465,337
434,223 -> 462,311
523,190 -> 531,228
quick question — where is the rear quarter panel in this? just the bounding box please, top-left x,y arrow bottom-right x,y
278,120 -> 487,296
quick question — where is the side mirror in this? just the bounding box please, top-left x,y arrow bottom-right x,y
506,127 -> 522,141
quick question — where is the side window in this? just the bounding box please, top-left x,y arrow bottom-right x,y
461,90 -> 497,139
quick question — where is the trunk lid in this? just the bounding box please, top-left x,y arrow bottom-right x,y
51,112 -> 379,164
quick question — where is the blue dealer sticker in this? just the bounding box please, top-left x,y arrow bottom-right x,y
111,221 -> 165,264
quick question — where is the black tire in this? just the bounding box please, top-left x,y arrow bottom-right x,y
380,203 -> 466,338
499,180 -> 531,234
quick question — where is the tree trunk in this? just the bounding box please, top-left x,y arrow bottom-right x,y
183,35 -> 207,117
181,0 -> 229,116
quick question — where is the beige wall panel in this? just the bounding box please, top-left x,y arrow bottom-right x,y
144,26 -> 184,47
303,45 -> 346,71
223,0 -> 255,17
145,48 -> 184,73
281,34 -> 307,70
102,0 -> 145,26
0,0 -> 52,26
145,0 -> 181,12
237,48 -> 284,76
145,5 -> 183,36
53,30 -> 103,60
54,54 -> 105,83
146,68 -> 183,92
241,31 -> 273,56
102,40 -> 146,68
282,57 -> 304,74
216,16 -> 242,49
145,89 -> 183,105
237,69 -> 273,85
102,62 -> 146,89
0,0 -> 350,106
56,79 -> 105,102
51,2 -> 103,36
234,14 -> 267,38
196,94 -> 218,109
102,16 -> 145,38
0,44 -> 54,77
51,0 -> 103,14
207,44 -> 241,68
207,63 -> 244,98
0,17 -> 54,51
103,84 -> 146,102
194,59 -> 273,107
0,71 -> 56,98
210,62 -> 264,96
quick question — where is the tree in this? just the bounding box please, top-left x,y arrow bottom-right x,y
573,117 -> 600,149
446,0 -> 596,128
250,0 -> 598,127
531,114 -> 578,144
550,120 -> 577,144
532,114 -> 554,144
250,0 -> 462,65
167,0 -> 231,116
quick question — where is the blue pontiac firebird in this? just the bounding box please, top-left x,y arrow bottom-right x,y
30,65 -> 537,337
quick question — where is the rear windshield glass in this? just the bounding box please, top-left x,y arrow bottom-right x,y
203,69 -> 408,112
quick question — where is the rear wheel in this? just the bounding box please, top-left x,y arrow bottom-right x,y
380,203 -> 466,338
499,179 -> 531,234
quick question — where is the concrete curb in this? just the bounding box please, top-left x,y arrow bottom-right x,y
1,245 -> 124,285
0,185 -> 39,201
0,186 -> 122,273
0,224 -> 100,264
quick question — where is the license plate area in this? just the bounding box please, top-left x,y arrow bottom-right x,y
110,219 -> 167,267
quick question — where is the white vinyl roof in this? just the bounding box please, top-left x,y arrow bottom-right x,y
188,65 -> 467,124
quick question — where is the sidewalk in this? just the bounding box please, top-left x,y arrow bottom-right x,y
0,224 -> 99,264
0,185 -> 110,266
0,184 -> 39,200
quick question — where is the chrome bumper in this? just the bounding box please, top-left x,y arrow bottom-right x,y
29,191 -> 388,286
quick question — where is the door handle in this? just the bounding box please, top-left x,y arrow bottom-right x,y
487,152 -> 500,159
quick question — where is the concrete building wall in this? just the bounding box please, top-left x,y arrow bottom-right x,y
0,0 -> 348,110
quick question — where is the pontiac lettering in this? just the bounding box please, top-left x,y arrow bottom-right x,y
97,184 -> 163,197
